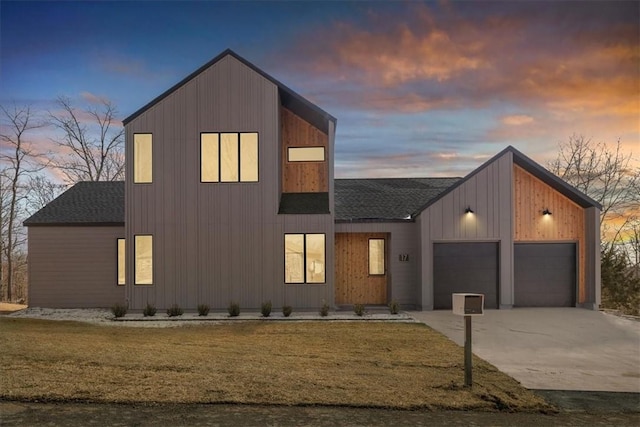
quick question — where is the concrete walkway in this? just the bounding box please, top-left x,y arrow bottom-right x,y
409,308 -> 640,392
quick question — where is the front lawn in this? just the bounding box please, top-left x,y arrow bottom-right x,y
0,318 -> 551,411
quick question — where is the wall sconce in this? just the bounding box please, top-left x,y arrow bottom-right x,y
465,207 -> 474,214
542,208 -> 552,216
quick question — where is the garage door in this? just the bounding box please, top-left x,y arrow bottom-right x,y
514,243 -> 576,307
433,242 -> 499,309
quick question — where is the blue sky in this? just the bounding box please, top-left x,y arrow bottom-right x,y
1,0 -> 638,179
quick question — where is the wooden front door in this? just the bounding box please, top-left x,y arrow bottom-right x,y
335,233 -> 387,304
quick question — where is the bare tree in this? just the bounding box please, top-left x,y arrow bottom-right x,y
49,96 -> 124,183
549,135 -> 640,240
0,104 -> 45,301
26,175 -> 66,215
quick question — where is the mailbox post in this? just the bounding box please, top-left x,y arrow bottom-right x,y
452,293 -> 484,387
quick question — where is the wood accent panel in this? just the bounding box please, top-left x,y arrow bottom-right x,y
513,165 -> 586,303
335,233 -> 387,304
281,107 -> 328,193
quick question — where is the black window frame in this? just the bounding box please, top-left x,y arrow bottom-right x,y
284,233 -> 326,284
200,132 -> 259,183
368,238 -> 386,276
134,234 -> 153,286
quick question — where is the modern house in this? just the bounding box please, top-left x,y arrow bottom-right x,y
24,50 -> 602,311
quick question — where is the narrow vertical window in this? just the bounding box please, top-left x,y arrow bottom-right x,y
306,234 -> 325,283
220,133 -> 239,182
201,133 -> 219,182
285,234 -> 304,284
117,238 -> 126,286
369,238 -> 385,275
285,234 -> 326,284
135,235 -> 153,285
133,133 -> 152,183
240,132 -> 258,182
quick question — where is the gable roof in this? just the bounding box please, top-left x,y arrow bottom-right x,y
335,178 -> 460,222
123,49 -> 336,134
23,181 -> 124,226
412,145 -> 602,216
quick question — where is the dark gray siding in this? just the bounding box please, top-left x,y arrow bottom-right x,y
28,226 -> 125,308
125,55 -> 334,310
584,207 -> 601,309
334,222 -> 420,308
417,151 -> 514,310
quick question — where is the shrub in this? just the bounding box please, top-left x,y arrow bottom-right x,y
166,304 -> 184,317
197,304 -> 210,316
388,299 -> 400,315
143,303 -> 156,317
228,301 -> 240,317
111,303 -> 127,318
353,303 -> 365,317
282,305 -> 293,317
601,246 -> 640,316
261,300 -> 272,317
320,301 -> 330,317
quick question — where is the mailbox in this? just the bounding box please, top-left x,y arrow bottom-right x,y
452,293 -> 484,316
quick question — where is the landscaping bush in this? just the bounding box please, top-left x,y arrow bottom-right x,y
143,303 -> 157,317
282,305 -> 293,317
388,300 -> 400,315
166,304 -> 184,317
353,303 -> 365,317
601,246 -> 640,316
197,304 -> 210,316
320,301 -> 329,317
110,303 -> 127,318
228,301 -> 240,317
261,300 -> 272,317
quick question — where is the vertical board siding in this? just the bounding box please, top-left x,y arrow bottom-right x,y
335,222 -> 419,307
335,233 -> 388,304
125,55 -> 334,310
28,227 -> 125,308
513,164 -> 587,303
418,152 -> 513,310
281,108 -> 329,193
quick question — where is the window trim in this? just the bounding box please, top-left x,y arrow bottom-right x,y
134,234 -> 153,286
200,132 -> 259,183
117,238 -> 125,286
368,238 -> 386,276
287,146 -> 326,162
133,133 -> 153,184
284,233 -> 326,284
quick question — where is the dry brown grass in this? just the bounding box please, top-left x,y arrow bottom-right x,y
0,318 -> 552,411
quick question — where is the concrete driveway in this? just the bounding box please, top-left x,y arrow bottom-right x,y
409,308 -> 640,392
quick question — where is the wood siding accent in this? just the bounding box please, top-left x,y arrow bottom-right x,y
513,164 -> 586,303
335,233 -> 387,304
125,55 -> 335,310
27,226 -> 125,308
417,152 -> 514,309
281,107 -> 328,193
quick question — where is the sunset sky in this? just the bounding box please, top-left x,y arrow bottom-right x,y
1,0 -> 638,180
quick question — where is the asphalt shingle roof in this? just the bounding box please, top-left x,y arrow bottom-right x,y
24,178 -> 461,225
23,181 -> 124,226
334,178 -> 461,221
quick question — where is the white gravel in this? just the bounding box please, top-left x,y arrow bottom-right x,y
6,307 -> 416,328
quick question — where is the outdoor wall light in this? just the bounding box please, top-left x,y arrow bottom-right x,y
465,207 -> 474,214
542,208 -> 552,216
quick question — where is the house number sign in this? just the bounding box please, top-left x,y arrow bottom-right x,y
399,254 -> 409,262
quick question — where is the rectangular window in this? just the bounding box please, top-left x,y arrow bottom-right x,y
201,132 -> 258,182
285,234 -> 325,284
134,133 -> 152,183
288,146 -> 325,162
135,235 -> 153,285
117,238 -> 125,286
369,238 -> 385,275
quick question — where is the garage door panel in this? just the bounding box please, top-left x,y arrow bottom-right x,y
515,243 -> 575,307
433,243 -> 499,310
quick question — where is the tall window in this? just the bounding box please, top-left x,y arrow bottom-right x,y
134,133 -> 152,183
201,132 -> 258,182
369,238 -> 385,275
135,235 -> 153,285
117,238 -> 125,286
285,234 -> 325,284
